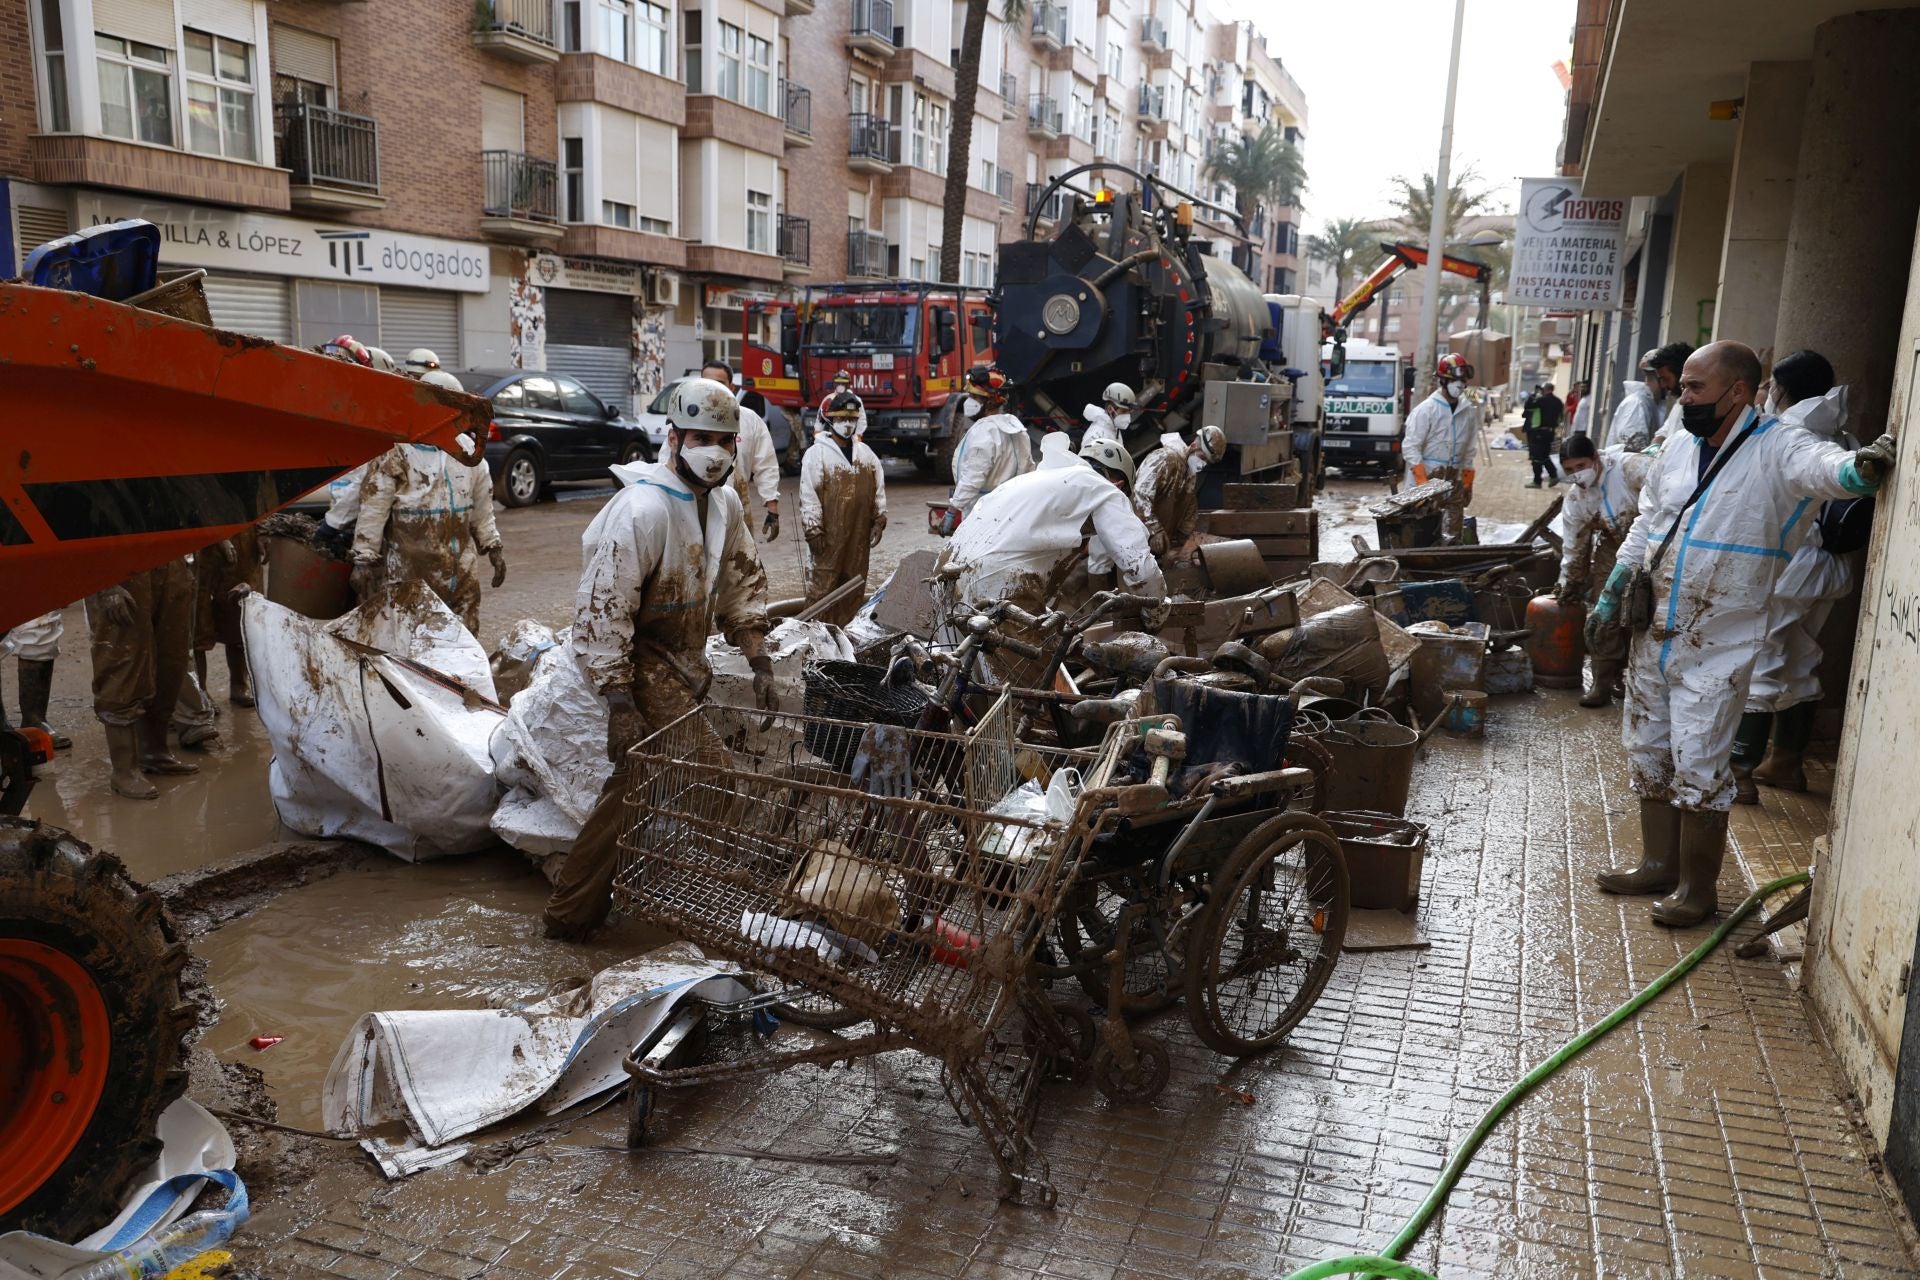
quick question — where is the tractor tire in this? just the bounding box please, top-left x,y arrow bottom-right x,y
0,818 -> 203,1240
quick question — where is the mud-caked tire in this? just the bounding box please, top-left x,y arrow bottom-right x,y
0,818 -> 204,1240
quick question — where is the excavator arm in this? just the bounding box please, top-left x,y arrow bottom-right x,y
1328,240 -> 1493,330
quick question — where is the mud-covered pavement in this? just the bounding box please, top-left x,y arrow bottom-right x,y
15,441 -> 1920,1277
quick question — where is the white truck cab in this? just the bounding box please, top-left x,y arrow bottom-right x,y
1319,338 -> 1404,476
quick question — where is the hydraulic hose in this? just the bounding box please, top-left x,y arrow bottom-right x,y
1281,870 -> 1813,1280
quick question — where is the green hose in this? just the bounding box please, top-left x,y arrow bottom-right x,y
1281,870 -> 1812,1280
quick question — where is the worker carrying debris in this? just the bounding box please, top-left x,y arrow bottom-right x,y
1403,353 -> 1480,539
800,391 -> 887,626
1586,341 -> 1895,927
1080,381 -> 1137,450
1133,426 -> 1224,564
1554,434 -> 1646,708
349,370 -> 506,637
948,365 -> 1034,513
543,376 -> 775,940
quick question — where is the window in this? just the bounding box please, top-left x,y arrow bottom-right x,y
95,34 -> 172,146
519,375 -> 563,410
716,21 -> 742,102
746,34 -> 771,112
636,1 -> 669,75
683,10 -> 701,92
747,190 -> 771,253
1104,41 -> 1121,80
555,376 -> 604,416
640,215 -> 671,235
1070,93 -> 1091,144
909,92 -> 946,173
562,0 -> 583,49
977,157 -> 994,192
601,0 -> 632,61
183,31 -> 256,161
604,200 -> 636,227
563,137 -> 585,220
36,0 -> 68,131
850,78 -> 867,116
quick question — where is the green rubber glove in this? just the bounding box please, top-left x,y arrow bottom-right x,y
1589,562 -> 1631,626
1840,433 -> 1897,494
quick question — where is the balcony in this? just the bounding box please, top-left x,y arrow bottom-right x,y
1026,182 -> 1066,223
1137,85 -> 1166,119
1027,94 -> 1062,139
1140,15 -> 1167,50
1031,1 -> 1066,50
27,135 -> 288,210
849,0 -> 895,57
783,81 -> 813,146
848,113 -> 897,174
1000,70 -> 1018,102
848,229 -> 888,278
786,0 -> 813,12
779,214 -> 810,274
276,102 -> 384,210
479,150 -> 562,245
997,168 -> 1014,206
471,0 -> 558,64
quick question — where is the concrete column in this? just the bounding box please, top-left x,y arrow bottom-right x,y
1712,62 -> 1811,355
1774,10 -> 1920,437
1662,161 -> 1731,348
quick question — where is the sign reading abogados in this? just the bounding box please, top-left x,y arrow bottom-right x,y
1327,398 -> 1395,416
1509,177 -> 1629,310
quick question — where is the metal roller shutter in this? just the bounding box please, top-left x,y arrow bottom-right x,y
94,0 -> 175,45
180,0 -> 255,41
203,273 -> 291,342
378,287 -> 461,367
545,288 -> 633,410
546,346 -> 633,410
271,25 -> 336,87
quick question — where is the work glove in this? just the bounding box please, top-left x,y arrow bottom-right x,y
349,559 -> 383,601
870,512 -> 887,549
1554,578 -> 1584,607
1584,562 -> 1632,651
92,586 -> 136,629
604,688 -> 646,764
1843,433 -> 1898,492
763,509 -> 780,541
311,521 -> 351,558
486,544 -> 508,588
749,654 -> 777,713
1148,530 -> 1169,557
1411,464 -> 1430,485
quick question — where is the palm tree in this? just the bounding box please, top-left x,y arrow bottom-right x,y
940,0 -> 1027,285
1203,122 -> 1307,230
1306,216 -> 1375,305
1388,166 -> 1492,242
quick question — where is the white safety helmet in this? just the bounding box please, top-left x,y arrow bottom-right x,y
1102,382 -> 1137,409
1195,425 -> 1227,463
419,369 -> 464,392
364,346 -> 398,374
667,376 -> 741,435
403,348 -> 441,376
1079,437 -> 1136,487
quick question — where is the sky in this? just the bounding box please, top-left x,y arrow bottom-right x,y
1215,0 -> 1575,232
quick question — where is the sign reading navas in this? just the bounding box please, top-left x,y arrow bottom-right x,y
1509,177 -> 1628,310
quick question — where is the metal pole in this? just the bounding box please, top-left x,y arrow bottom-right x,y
1415,0 -> 1469,395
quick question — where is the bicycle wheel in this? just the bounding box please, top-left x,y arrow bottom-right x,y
1053,880 -> 1179,1015
1184,813 -> 1348,1056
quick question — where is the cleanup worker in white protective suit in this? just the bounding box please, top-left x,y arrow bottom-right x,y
817,369 -> 869,440
1586,341 -> 1896,926
311,335 -> 377,558
706,360 -> 782,541
349,369 -> 506,636
1553,433 -> 1646,707
543,376 -> 773,939
1133,427 -> 1224,563
800,392 -> 887,625
4,610 -> 72,749
1402,353 -> 1481,539
948,365 -> 1033,512
1606,343 -> 1689,453
1730,351 -> 1863,800
1080,382 -> 1137,451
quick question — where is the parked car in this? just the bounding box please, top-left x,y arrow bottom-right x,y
453,369 -> 652,507
638,379 -> 801,473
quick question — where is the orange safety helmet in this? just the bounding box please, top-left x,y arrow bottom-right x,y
1435,352 -> 1474,382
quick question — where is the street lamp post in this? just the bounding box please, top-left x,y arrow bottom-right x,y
1416,0 -> 1469,395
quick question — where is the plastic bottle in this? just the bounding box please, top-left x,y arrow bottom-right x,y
68,1210 -> 242,1280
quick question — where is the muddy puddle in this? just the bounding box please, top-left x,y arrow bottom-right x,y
194,849 -> 658,1129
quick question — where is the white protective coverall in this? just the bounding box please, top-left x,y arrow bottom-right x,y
1132,433 -> 1199,558
1615,406 -> 1865,811
323,464 -> 369,534
1402,389 -> 1479,474
1607,380 -> 1664,453
948,465 -> 1166,610
1571,395 -> 1593,437
730,404 -> 782,528
950,411 -> 1034,511
352,444 -> 501,636
8,610 -> 63,661
1081,404 -> 1125,451
1553,447 -> 1643,597
799,433 -> 887,625
1745,387 -> 1856,713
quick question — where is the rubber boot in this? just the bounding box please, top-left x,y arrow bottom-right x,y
138,714 -> 199,775
1580,658 -> 1621,708
106,723 -> 158,800
1652,808 -> 1729,927
1595,799 -> 1681,895
1754,702 -> 1812,791
227,642 -> 255,708
1731,764 -> 1760,806
16,659 -> 72,750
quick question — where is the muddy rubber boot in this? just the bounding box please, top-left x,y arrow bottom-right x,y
106,724 -> 159,800
16,659 -> 72,749
1595,799 -> 1681,894
1731,764 -> 1760,806
138,715 -> 199,775
228,643 -> 255,709
1752,747 -> 1805,791
1652,809 -> 1729,927
1579,659 -> 1620,708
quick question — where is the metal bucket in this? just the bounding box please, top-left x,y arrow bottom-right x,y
1314,709 -> 1435,819
265,534 -> 353,620
1196,539 -> 1273,595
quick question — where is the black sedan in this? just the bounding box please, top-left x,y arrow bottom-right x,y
453,369 -> 653,507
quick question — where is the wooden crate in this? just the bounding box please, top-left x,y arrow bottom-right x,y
1200,509 -> 1315,537
1222,483 -> 1298,510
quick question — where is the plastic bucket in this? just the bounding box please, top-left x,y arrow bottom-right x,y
265,535 -> 352,620
1324,810 -> 1430,911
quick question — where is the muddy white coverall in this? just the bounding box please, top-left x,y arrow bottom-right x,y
1081,404 -> 1124,451
1554,448 -> 1643,599
351,444 -> 501,636
1607,381 -> 1664,453
1403,389 -> 1479,534
9,610 -> 63,661
323,464 -> 369,534
949,413 -> 1034,512
800,435 -> 887,625
1745,388 -> 1857,714
949,465 -> 1165,610
730,404 -> 782,528
1615,407 -> 1864,811
1133,433 -> 1199,559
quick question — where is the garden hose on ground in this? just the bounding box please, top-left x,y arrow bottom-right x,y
1279,870 -> 1813,1280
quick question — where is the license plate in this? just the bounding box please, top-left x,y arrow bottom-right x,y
1322,437 -> 1350,449
871,353 -> 895,370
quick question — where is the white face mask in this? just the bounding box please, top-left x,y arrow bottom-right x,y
963,396 -> 982,418
1446,380 -> 1466,398
1112,411 -> 1131,432
1571,467 -> 1599,488
677,442 -> 735,486
1763,392 -> 1779,416
830,416 -> 855,439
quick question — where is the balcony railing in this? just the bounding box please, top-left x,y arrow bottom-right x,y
482,150 -> 557,223
779,213 -> 810,265
783,81 -> 812,137
1000,70 -> 1017,102
851,0 -> 896,47
473,0 -> 555,46
1026,182 -> 1065,222
1027,94 -> 1062,136
1031,1 -> 1066,46
848,229 -> 888,278
277,101 -> 380,193
1141,15 -> 1167,49
1138,85 -> 1166,120
848,113 -> 898,164
997,168 -> 1013,204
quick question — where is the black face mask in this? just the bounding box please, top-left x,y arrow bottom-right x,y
1680,390 -> 1730,438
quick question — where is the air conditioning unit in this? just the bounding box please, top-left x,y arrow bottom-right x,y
649,272 -> 680,307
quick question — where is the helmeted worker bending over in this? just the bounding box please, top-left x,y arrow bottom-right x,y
1402,353 -> 1480,538
801,392 -> 888,625
349,370 -> 506,636
1554,434 -> 1647,708
706,359 -> 782,541
1081,382 -> 1137,451
1587,341 -> 1895,926
949,365 -> 1034,512
543,376 -> 774,939
1133,426 -> 1224,563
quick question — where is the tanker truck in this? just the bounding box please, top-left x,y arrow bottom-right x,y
989,164 -> 1321,505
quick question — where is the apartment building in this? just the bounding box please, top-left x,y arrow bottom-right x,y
1207,18 -> 1307,294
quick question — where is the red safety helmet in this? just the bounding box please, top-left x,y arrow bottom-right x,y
324,334 -> 372,366
1435,352 -> 1474,381
965,364 -> 1011,400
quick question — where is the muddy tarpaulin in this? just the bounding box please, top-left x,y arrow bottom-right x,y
319,945 -> 748,1177
243,585 -> 504,861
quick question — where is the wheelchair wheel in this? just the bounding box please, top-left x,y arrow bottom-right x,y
1184,813 -> 1348,1056
1053,881 -> 1179,1015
